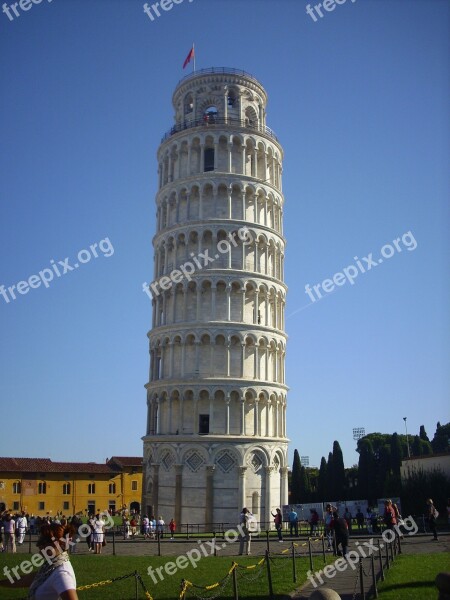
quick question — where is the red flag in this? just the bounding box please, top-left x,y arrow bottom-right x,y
183,46 -> 195,69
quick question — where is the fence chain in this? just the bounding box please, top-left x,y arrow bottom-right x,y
361,558 -> 374,578
351,564 -> 360,600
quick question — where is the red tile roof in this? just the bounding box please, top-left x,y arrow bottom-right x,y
108,456 -> 143,468
0,457 -> 140,474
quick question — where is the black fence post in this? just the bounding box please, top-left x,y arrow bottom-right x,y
308,538 -> 313,572
321,534 -> 326,563
377,539 -> 385,581
232,565 -> 239,600
371,553 -> 378,598
28,529 -> 32,553
186,523 -> 189,540
397,532 -> 402,554
213,532 -> 217,557
291,542 -> 297,583
112,530 -> 116,556
265,549 -> 274,600
385,538 -> 390,569
266,529 -> 270,554
359,558 -> 365,600
157,530 -> 161,556
389,538 -> 394,562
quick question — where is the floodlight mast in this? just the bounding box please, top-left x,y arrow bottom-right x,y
403,417 -> 411,458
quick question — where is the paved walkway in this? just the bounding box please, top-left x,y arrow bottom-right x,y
290,533 -> 450,599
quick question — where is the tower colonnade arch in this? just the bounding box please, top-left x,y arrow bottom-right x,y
158,131 -> 283,192
156,180 -> 284,234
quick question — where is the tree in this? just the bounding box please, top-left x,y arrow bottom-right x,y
357,438 -> 376,503
419,425 -> 429,442
327,452 -> 334,499
291,450 -> 302,504
318,456 -> 327,500
384,433 -> 403,496
431,422 -> 450,453
300,466 -> 311,500
332,440 -> 345,500
411,435 -> 422,457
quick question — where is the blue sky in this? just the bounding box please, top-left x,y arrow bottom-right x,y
0,0 -> 448,468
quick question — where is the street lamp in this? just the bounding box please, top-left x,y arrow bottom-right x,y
403,417 -> 411,458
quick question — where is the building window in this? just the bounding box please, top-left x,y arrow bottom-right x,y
204,148 -> 214,172
63,502 -> 69,510
109,501 -> 116,514
87,502 -> 95,515
38,502 -> 45,511
88,483 -> 95,494
199,414 -> 210,434
62,483 -> 71,495
13,502 -> 20,511
13,482 -> 21,494
38,482 -> 47,494
131,480 -> 138,492
109,483 -> 116,494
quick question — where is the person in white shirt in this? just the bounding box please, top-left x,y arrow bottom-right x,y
92,514 -> 105,554
156,516 -> 165,538
16,512 -> 28,545
0,521 -> 79,599
3,513 -> 16,553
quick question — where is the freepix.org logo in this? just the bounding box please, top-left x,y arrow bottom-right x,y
0,237 -> 114,305
143,226 -> 253,300
2,0 -> 55,22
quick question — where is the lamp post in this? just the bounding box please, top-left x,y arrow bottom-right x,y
403,417 -> 411,458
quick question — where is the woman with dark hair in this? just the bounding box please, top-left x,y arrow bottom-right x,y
271,508 -> 283,541
0,521 -> 79,599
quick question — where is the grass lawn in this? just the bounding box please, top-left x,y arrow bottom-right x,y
376,553 -> 450,600
0,552 -> 335,599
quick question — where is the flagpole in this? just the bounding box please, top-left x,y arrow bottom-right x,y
193,43 -> 196,72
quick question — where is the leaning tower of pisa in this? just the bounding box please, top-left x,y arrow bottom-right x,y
142,67 -> 288,527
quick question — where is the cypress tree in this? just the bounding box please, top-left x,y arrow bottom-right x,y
318,456 -> 327,500
327,451 -> 334,499
419,425 -> 429,442
332,440 -> 345,500
291,449 -> 302,503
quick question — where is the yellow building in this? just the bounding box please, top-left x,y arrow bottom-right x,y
0,456 -> 142,516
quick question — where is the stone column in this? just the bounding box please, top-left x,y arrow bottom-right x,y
254,399 -> 259,436
228,143 -> 233,173
152,464 -> 160,516
225,396 -> 230,434
175,464 -> 183,526
238,466 -> 247,509
205,466 -> 215,527
264,466 -> 274,524
240,397 -> 245,435
280,466 -> 288,508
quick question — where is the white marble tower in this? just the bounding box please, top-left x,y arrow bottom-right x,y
142,67 -> 288,527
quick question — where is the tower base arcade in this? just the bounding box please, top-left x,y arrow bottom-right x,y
142,436 -> 288,526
